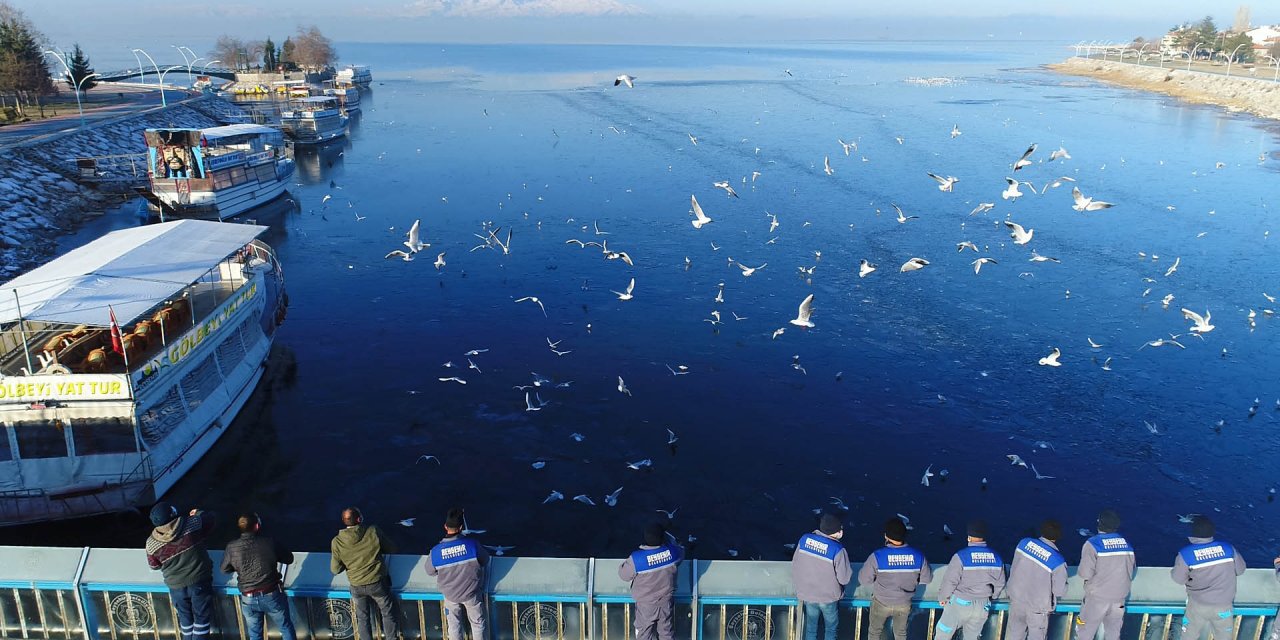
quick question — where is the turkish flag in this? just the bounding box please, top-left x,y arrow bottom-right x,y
109,306 -> 123,354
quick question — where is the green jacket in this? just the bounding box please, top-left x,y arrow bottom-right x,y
331,524 -> 397,586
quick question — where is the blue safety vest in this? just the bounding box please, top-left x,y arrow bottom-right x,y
1087,533 -> 1135,558
1015,537 -> 1066,572
873,545 -> 926,573
630,544 -> 681,574
796,533 -> 842,561
1179,540 -> 1236,569
958,543 -> 1004,569
430,537 -> 480,568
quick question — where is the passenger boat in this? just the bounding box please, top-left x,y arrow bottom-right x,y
272,80 -> 313,97
138,124 -> 295,221
323,85 -> 361,115
336,64 -> 372,88
280,96 -> 349,145
0,220 -> 288,526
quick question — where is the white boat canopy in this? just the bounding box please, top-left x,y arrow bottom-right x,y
0,220 -> 266,327
199,124 -> 281,141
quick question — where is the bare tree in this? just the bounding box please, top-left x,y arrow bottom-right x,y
210,35 -> 246,70
291,25 -> 336,71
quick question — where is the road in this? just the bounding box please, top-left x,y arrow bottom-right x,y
0,82 -> 194,149
1087,54 -> 1280,81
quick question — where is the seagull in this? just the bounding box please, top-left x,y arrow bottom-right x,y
404,219 -> 427,252
1007,454 -> 1029,467
434,252 -> 446,270
1101,357 -> 1112,371
1030,463 -> 1055,480
950,124 -> 962,138
398,518 -> 416,527
714,284 -> 725,304
690,195 -> 713,229
771,328 -> 785,339
738,262 -> 767,277
957,241 -> 979,253
627,459 -> 653,470
514,296 -> 548,317
543,490 -> 564,504
617,376 -> 632,396
928,172 -> 959,192
667,428 -> 679,444
789,294 -> 815,328
969,202 -> 995,215
384,250 -> 415,261
438,377 -> 467,384
570,433 -> 585,442
321,194 -> 332,206
1165,257 -> 1181,277
465,348 -> 489,356
859,260 -> 877,278
1088,337 -> 1103,349
1002,178 -> 1024,201
1005,221 -> 1033,245
688,133 -> 698,146
893,203 -> 918,224
1182,308 -> 1215,334
483,545 -> 515,556
1071,186 -> 1115,212
415,455 -> 441,465
1049,146 -> 1071,161
972,257 -> 997,274
524,392 -> 542,412
604,487 -> 623,507
531,461 -> 546,469
467,358 -> 481,373
732,311 -> 748,321
1141,337 -> 1185,349
823,156 -> 834,176
921,464 -> 935,486
1177,514 -> 1201,524
838,139 -> 857,155
1038,347 -> 1062,367
655,508 -> 678,520
900,257 -> 929,272
767,212 -> 779,232
573,495 -> 597,506
666,364 -> 690,376
713,181 -> 739,198
1028,252 -> 1060,263
611,277 -> 635,301
1013,143 -> 1037,171
614,74 -> 635,88
593,220 -> 610,236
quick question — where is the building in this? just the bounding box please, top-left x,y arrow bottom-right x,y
1246,25 -> 1280,48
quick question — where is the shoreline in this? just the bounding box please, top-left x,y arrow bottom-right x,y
1047,57 -> 1280,122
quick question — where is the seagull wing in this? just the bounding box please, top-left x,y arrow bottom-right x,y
1014,143 -> 1037,170
625,278 -> 635,295
796,294 -> 814,323
691,195 -> 711,223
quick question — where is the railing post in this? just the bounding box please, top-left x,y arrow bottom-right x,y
690,560 -> 699,640
586,558 -> 595,640
71,547 -> 93,640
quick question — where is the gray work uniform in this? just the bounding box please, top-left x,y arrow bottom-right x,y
1006,537 -> 1068,640
935,542 -> 1006,640
858,544 -> 932,640
1076,533 -> 1136,640
426,535 -> 490,640
1172,537 -> 1246,640
792,530 -> 854,603
618,538 -> 683,640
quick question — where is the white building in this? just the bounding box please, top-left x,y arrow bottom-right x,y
1246,25 -> 1280,47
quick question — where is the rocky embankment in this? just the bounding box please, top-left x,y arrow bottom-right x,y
1049,57 -> 1280,120
0,96 -> 250,279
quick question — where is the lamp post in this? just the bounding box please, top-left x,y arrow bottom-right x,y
1225,42 -> 1249,77
132,48 -> 163,103
42,50 -> 88,127
1188,43 -> 1206,71
1264,54 -> 1280,82
1138,43 -> 1153,65
171,44 -> 193,82
155,65 -> 184,107
202,59 -> 222,72
131,49 -> 146,84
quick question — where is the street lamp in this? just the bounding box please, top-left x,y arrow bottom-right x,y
1264,54 -> 1280,82
1225,42 -> 1249,77
155,64 -> 184,107
131,49 -> 146,84
171,44 -> 195,82
1138,43 -> 1153,65
43,50 -> 88,127
1188,43 -> 1207,71
132,48 -> 162,101
201,59 -> 222,72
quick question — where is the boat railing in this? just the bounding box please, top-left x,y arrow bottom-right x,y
0,547 -> 1277,640
72,153 -> 150,189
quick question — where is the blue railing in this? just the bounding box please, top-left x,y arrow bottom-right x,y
0,546 -> 1277,640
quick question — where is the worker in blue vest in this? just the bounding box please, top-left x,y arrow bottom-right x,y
1006,520 -> 1068,640
858,517 -> 932,640
618,522 -> 684,640
792,513 -> 853,640
1172,516 -> 1246,640
934,520 -> 1005,640
426,508 -> 489,640
1076,509 -> 1136,640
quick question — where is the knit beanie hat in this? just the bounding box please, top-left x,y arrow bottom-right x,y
150,502 -> 177,526
967,519 -> 988,539
1097,509 -> 1122,533
1191,516 -> 1215,538
1039,519 -> 1063,541
884,517 -> 908,543
445,508 -> 465,529
819,513 -> 843,535
644,522 -> 666,546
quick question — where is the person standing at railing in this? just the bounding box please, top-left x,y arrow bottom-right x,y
792,513 -> 853,640
858,517 -> 932,640
221,513 -> 297,640
1172,516 -> 1246,640
1075,510 -> 1136,640
331,507 -> 402,640
934,520 -> 1005,640
619,522 -> 685,640
427,508 -> 489,640
145,502 -> 217,640
1005,520 -> 1068,640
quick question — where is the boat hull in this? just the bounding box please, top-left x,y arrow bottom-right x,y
144,160 -> 294,221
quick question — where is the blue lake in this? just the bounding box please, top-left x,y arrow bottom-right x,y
17,41 -> 1280,564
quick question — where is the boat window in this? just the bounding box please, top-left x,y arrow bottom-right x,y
70,417 -> 137,455
180,354 -> 222,412
212,169 -> 234,190
138,386 -> 187,446
254,163 -> 276,183
215,325 -> 247,373
0,425 -> 12,461
228,166 -> 248,186
12,420 -> 69,459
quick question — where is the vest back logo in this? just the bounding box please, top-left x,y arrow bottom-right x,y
646,549 -> 673,567
1101,537 -> 1129,550
887,553 -> 917,566
969,551 -> 997,564
440,543 -> 469,560
1023,541 -> 1052,561
1193,546 -> 1225,562
804,537 -> 829,554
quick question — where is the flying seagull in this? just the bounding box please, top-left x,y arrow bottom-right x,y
1038,347 -> 1062,367
1182,308 -> 1215,334
611,277 -> 635,301
1012,143 -> 1037,171
1071,186 -> 1114,212
690,195 -> 713,229
713,181 -> 739,198
405,219 -> 427,252
972,257 -> 997,274
927,172 -> 959,192
1005,221 -> 1034,245
789,294 -> 815,328
614,74 -> 635,88
859,259 -> 877,278
1002,178 -> 1024,201
900,257 -> 929,273
514,296 -> 548,317
1049,146 -> 1071,161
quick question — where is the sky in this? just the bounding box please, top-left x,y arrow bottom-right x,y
20,0 -> 1280,57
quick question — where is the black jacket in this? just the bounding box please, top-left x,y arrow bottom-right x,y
221,532 -> 294,594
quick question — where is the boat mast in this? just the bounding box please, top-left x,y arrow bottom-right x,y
11,289 -> 34,375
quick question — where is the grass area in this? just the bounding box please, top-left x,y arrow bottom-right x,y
0,92 -> 134,126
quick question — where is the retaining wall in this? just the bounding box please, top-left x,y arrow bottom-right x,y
1050,57 -> 1280,120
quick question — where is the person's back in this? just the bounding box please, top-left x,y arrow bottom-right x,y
1005,521 -> 1067,640
619,523 -> 683,640
1172,516 -> 1246,640
859,518 -> 932,640
147,508 -> 216,589
792,514 -> 852,640
331,522 -> 394,586
933,520 -> 1005,640
429,533 -> 488,603
222,514 -> 296,640
1076,510 -> 1136,640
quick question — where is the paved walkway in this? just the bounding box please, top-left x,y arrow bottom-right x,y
1085,54 -> 1280,81
0,83 -> 193,148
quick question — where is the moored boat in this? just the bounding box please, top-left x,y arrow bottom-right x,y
336,64 -> 372,88
323,85 -> 361,115
280,96 -> 349,145
0,220 -> 288,526
138,124 -> 295,221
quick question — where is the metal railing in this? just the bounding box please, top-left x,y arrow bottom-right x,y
0,547 -> 1277,640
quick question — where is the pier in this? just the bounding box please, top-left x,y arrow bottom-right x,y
2,546 -> 1279,640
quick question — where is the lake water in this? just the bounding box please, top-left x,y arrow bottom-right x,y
10,41 -> 1280,566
